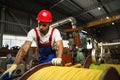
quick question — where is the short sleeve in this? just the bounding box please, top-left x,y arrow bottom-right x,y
26,29 -> 36,42
53,29 -> 62,42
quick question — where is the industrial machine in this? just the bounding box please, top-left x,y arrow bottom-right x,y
92,41 -> 120,64
0,57 -> 7,74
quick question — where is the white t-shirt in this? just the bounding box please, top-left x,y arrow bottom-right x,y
26,26 -> 62,46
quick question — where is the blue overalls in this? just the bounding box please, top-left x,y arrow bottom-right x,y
34,28 -> 56,64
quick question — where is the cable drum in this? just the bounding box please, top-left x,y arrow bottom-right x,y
27,66 -> 102,80
19,63 -> 120,80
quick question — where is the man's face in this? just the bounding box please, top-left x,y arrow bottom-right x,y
38,22 -> 50,34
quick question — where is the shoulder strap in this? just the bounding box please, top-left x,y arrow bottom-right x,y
49,28 -> 55,42
34,28 -> 40,44
34,28 -> 55,45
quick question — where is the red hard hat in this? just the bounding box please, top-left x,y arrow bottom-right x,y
36,10 -> 52,22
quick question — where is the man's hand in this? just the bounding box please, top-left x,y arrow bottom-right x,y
0,64 -> 17,79
51,58 -> 62,66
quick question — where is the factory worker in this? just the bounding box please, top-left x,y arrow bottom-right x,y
0,9 -> 63,79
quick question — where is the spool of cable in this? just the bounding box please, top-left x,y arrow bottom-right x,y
19,63 -> 120,80
90,63 -> 120,74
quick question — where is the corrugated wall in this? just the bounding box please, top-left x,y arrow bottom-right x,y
0,7 -> 37,36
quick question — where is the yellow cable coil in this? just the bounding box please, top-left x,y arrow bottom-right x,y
65,62 -> 72,67
27,66 -> 102,80
70,63 -> 82,68
90,64 -> 120,74
65,63 -> 82,68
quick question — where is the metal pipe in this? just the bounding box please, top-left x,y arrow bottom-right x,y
98,42 -> 120,47
50,17 -> 77,28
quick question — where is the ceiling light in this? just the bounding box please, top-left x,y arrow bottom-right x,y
98,7 -> 101,10
112,22 -> 115,25
106,16 -> 110,19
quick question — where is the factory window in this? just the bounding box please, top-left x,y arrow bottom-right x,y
2,34 -> 36,49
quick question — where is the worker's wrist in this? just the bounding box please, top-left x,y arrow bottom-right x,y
56,56 -> 62,58
56,55 -> 62,58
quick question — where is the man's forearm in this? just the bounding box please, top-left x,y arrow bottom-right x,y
56,40 -> 63,58
13,41 -> 32,64
13,47 -> 27,64
57,47 -> 63,58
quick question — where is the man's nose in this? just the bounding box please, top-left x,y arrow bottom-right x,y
39,25 -> 43,29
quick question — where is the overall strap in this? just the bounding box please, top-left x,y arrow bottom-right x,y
49,28 -> 55,45
34,28 -> 55,46
34,28 -> 40,44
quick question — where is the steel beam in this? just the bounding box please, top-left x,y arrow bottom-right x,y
64,14 -> 120,32
0,7 -> 5,47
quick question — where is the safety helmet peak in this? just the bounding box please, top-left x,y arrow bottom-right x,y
36,9 -> 52,22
